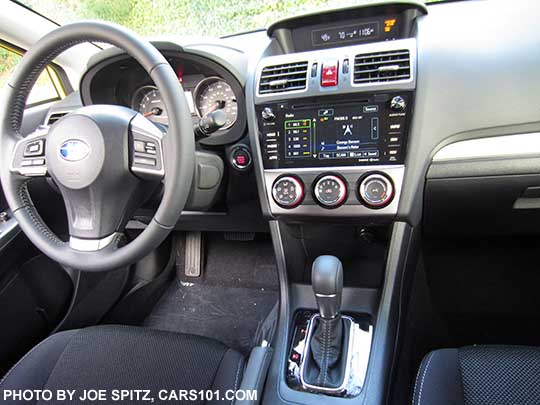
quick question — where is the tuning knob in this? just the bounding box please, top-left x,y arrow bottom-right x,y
272,176 -> 304,208
390,96 -> 406,112
358,174 -> 394,208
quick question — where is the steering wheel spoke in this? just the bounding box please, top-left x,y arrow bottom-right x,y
130,114 -> 165,181
10,125 -> 49,177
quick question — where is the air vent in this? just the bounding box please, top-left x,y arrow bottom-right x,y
259,61 -> 308,94
354,50 -> 410,84
47,112 -> 68,125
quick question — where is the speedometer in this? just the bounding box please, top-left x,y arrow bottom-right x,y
194,77 -> 238,129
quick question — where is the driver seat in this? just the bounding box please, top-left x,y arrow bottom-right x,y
0,325 -> 245,404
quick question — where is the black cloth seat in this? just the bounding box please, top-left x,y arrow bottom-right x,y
412,345 -> 540,405
0,325 -> 245,404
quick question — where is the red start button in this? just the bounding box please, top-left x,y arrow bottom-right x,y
321,61 -> 339,87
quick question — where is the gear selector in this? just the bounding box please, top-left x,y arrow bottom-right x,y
298,255 -> 372,396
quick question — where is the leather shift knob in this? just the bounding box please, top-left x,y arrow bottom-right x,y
312,255 -> 343,319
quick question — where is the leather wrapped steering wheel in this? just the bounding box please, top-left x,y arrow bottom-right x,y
0,22 -> 194,271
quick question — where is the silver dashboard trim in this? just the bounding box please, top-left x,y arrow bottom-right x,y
255,38 -> 416,103
432,133 -> 540,162
0,216 -> 20,252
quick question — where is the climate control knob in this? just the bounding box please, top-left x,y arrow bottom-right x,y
314,175 -> 348,208
358,174 -> 394,208
272,176 -> 304,208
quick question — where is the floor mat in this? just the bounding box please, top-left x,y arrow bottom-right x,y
144,233 -> 279,355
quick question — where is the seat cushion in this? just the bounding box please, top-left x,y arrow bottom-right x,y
0,325 -> 244,405
412,345 -> 540,405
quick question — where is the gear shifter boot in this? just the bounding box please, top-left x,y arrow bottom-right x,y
302,316 -> 350,390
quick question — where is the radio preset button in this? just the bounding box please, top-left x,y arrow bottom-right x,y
359,174 -> 394,208
272,176 -> 304,208
314,175 -> 347,208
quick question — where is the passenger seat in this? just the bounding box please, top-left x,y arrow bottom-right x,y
412,345 -> 540,404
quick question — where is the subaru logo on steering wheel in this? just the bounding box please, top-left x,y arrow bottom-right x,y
59,140 -> 90,162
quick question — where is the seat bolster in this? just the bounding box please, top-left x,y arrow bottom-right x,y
0,330 -> 77,398
412,348 -> 465,405
208,348 -> 245,405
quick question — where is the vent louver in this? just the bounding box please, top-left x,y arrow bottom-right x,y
353,50 -> 410,84
259,61 -> 308,94
47,112 -> 68,125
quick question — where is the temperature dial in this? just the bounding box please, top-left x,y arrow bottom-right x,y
359,174 -> 394,208
314,175 -> 348,208
272,176 -> 304,208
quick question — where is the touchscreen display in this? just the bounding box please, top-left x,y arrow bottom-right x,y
258,94 -> 409,169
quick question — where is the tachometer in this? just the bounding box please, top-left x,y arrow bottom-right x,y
194,77 -> 238,129
131,85 -> 168,125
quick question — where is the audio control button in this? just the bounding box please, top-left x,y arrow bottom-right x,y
272,176 -> 304,208
359,174 -> 394,208
314,175 -> 347,208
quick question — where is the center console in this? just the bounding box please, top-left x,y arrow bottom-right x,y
245,2 -> 426,404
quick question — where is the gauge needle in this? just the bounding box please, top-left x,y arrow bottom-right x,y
207,100 -> 226,113
144,107 -> 163,117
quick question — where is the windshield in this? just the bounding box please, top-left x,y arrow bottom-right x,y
19,0 -> 443,38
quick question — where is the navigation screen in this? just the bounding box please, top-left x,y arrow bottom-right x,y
258,94 -> 410,169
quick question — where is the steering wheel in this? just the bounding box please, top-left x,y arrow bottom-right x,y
0,22 -> 194,271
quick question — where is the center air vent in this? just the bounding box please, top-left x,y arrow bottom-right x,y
47,112 -> 68,125
259,61 -> 308,95
353,50 -> 410,84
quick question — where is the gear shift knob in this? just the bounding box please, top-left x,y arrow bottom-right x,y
311,255 -> 343,319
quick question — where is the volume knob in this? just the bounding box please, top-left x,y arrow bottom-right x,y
261,107 -> 275,121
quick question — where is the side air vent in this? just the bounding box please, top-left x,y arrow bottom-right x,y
354,50 -> 410,84
47,112 -> 68,125
259,61 -> 308,94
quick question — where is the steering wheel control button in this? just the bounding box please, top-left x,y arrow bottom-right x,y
134,156 -> 156,166
314,175 -> 347,208
230,146 -> 252,171
134,140 -> 146,153
23,139 -> 44,157
359,174 -> 394,208
272,176 -> 304,209
321,61 -> 339,87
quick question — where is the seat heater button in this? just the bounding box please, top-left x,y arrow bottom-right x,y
134,157 -> 156,166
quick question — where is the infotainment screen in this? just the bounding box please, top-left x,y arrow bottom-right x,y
257,93 -> 410,169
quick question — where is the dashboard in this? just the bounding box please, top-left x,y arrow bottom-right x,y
39,0 -> 540,234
